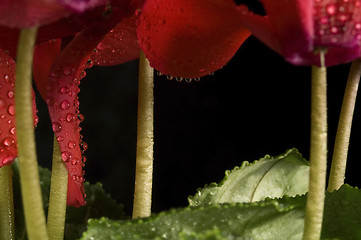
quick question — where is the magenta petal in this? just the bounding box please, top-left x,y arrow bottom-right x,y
57,0 -> 107,13
137,0 -> 250,78
0,49 -> 38,167
94,15 -> 140,66
0,0 -> 69,28
46,10 -> 124,207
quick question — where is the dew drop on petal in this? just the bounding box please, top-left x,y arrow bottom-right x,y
7,104 -> 15,115
52,122 -> 62,133
60,100 -> 70,110
2,137 -> 15,147
61,151 -> 72,162
57,136 -> 64,142
68,141 -> 76,149
9,127 -> 15,135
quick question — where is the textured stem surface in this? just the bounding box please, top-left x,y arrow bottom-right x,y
0,165 -> 15,240
47,136 -> 68,240
328,60 -> 361,192
132,51 -> 154,219
303,64 -> 328,240
15,28 -> 48,240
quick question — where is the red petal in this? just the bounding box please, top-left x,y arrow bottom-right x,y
0,49 -> 38,167
137,0 -> 250,78
46,9 -> 125,207
0,0 -> 69,28
94,15 -> 140,66
33,40 -> 62,100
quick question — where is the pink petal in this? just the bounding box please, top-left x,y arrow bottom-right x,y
137,0 -> 250,78
57,0 -> 107,13
0,0 -> 69,28
239,0 -> 314,65
94,15 -> 140,66
45,8 -> 126,207
0,49 -> 38,167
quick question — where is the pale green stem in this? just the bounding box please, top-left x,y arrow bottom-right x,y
0,165 -> 15,240
47,136 -> 68,240
15,28 -> 48,240
327,60 -> 361,192
132,51 -> 154,219
302,61 -> 328,240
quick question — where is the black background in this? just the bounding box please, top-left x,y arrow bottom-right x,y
35,1 -> 361,215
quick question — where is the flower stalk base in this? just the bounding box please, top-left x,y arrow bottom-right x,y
303,63 -> 328,240
132,51 -> 154,219
15,28 -> 48,240
0,165 -> 15,240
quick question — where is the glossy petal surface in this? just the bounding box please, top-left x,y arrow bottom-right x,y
57,0 -> 107,13
0,0 -> 69,28
94,15 -> 140,66
46,10 -> 124,207
0,49 -> 38,167
137,0 -> 250,78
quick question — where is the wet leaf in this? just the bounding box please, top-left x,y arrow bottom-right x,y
189,148 -> 309,206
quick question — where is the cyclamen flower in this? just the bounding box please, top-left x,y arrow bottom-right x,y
136,0 -> 251,78
0,0 -> 252,206
238,0 -> 361,66
0,1 -> 140,207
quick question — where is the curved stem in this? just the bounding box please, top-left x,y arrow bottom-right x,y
0,165 -> 15,240
47,136 -> 68,240
302,62 -> 328,240
15,28 -> 48,240
328,60 -> 361,192
132,51 -> 154,219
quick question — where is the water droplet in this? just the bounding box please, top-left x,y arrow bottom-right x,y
82,142 -> 88,151
61,151 -> 72,162
66,113 -> 76,122
60,100 -> 70,110
85,59 -> 93,69
7,91 -> 14,99
326,4 -> 337,15
52,122 -> 62,133
63,66 -> 71,75
78,113 -> 85,122
7,104 -> 15,115
60,87 -> 69,94
2,156 -> 15,165
9,127 -> 15,135
71,158 -> 79,165
57,136 -> 64,142
68,141 -> 76,149
2,137 -> 15,147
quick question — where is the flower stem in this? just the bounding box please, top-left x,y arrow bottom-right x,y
47,136 -> 68,240
132,51 -> 154,219
0,165 -> 15,240
15,28 -> 48,240
302,60 -> 327,240
327,60 -> 361,192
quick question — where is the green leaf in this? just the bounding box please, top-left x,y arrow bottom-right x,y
81,185 -> 361,240
65,182 -> 126,240
81,195 -> 306,240
188,149 -> 309,206
321,185 -> 361,240
12,160 -> 125,240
